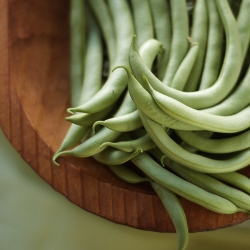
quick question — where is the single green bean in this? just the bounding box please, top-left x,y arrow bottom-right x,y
78,11 -> 104,102
66,106 -> 113,127
184,0 -> 208,92
100,132 -> 155,153
87,0 -> 116,69
199,0 -> 223,90
93,110 -> 142,133
130,0 -> 154,47
237,0 -> 250,60
70,0 -> 85,107
94,147 -> 142,166
108,164 -> 149,184
151,182 -> 189,250
149,0 -> 171,80
202,66 -> 250,115
162,0 -> 189,86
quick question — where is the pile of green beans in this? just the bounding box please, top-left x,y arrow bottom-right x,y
53,0 -> 250,249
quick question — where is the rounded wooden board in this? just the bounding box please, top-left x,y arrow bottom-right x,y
0,0 -> 249,233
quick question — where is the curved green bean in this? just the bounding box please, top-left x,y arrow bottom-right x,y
139,110 -> 250,174
151,182 -> 189,250
119,66 -> 201,131
131,151 -> 246,214
66,106 -> 113,127
144,75 -> 250,133
100,132 -> 155,153
94,147 -> 142,166
210,172 -> 250,195
176,129 -> 250,154
93,110 -> 142,133
203,66 -> 250,115
108,164 -> 149,184
109,161 -> 189,250
166,160 -> 250,211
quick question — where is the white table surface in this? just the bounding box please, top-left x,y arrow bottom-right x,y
0,128 -> 250,250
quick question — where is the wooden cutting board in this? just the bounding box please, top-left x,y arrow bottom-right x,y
0,0 -> 249,232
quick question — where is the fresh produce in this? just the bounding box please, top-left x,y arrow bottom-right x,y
53,0 -> 250,249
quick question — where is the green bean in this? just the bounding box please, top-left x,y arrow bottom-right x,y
130,0 -> 154,47
108,164 -> 149,184
165,160 -> 250,212
53,127 -> 121,165
131,151 -> 246,214
176,129 -> 250,154
138,39 -> 164,70
170,37 -> 199,90
210,172 -> 250,195
87,0 -> 116,69
109,161 -> 189,250
78,11 -> 104,102
199,0 -> 223,90
184,0 -> 208,92
129,0 -> 242,110
237,0 -> 250,60
162,0 -> 189,86
151,182 -> 189,250
65,106 -> 113,127
100,132 -> 155,153
70,0 -> 85,107
144,75 -> 250,133
118,66 -> 201,131
68,0 -> 134,114
139,110 -> 250,174
93,110 -> 142,133
52,126 -> 90,165
149,0 -> 171,80
202,66 -> 250,115
94,147 -> 142,166
179,131 -> 214,154
53,11 -> 103,161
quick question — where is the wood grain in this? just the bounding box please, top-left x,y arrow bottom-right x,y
0,0 -> 249,233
